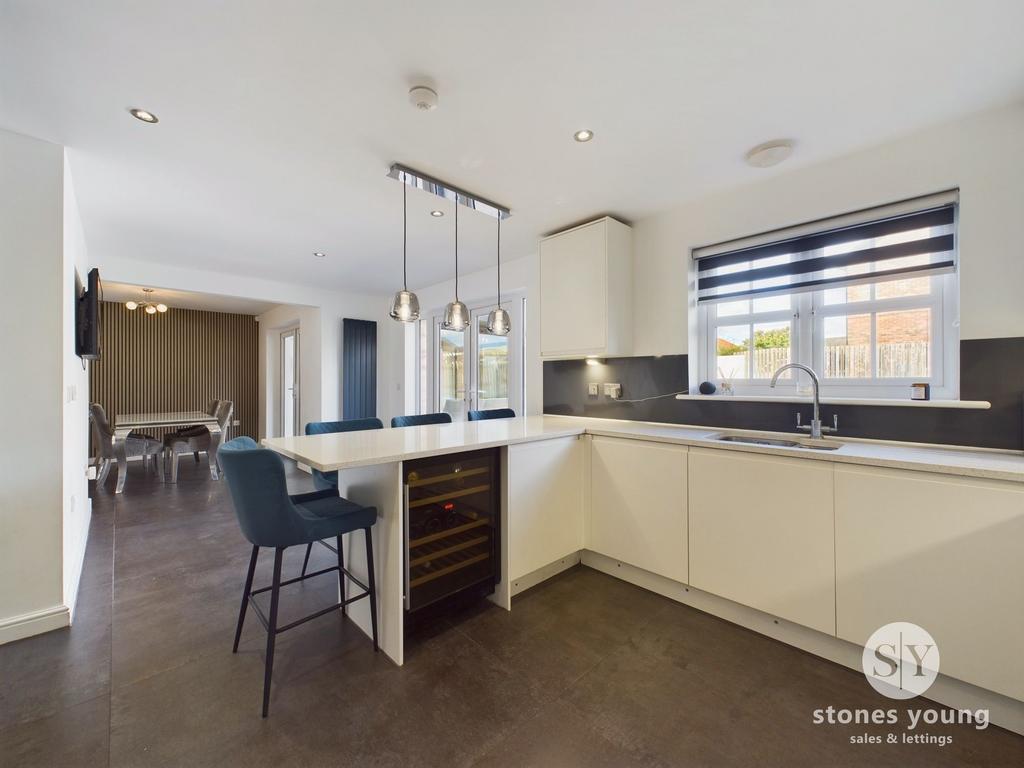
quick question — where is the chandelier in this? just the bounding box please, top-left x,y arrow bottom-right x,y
125,288 -> 168,315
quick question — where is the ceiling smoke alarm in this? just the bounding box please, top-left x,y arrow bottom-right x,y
745,139 -> 795,168
408,86 -> 439,111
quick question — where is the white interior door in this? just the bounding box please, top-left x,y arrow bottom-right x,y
432,296 -> 524,420
280,328 -> 300,436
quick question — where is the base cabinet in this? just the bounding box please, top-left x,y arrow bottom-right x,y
507,436 -> 584,581
688,448 -> 835,634
835,466 -> 1024,701
589,436 -> 688,583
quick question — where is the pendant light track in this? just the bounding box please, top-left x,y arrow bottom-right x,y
387,163 -> 510,220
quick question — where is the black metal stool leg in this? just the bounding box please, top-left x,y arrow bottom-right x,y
301,542 -> 312,578
262,547 -> 284,717
364,527 -> 379,652
336,535 -> 346,616
233,545 -> 259,653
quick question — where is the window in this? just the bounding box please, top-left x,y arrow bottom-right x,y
695,192 -> 959,399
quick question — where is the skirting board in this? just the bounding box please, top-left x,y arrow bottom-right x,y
0,604 -> 70,645
510,551 -> 583,598
579,551 -> 1024,736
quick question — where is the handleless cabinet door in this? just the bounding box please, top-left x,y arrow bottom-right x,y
589,436 -> 688,583
835,466 -> 1024,701
540,220 -> 608,357
508,436 -> 585,581
688,448 -> 835,634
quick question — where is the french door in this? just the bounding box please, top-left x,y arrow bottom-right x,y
430,297 -> 524,421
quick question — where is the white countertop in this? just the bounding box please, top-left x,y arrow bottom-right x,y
261,417 -> 585,471
261,415 -> 1024,484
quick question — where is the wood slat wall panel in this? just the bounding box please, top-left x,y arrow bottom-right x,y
89,302 -> 258,450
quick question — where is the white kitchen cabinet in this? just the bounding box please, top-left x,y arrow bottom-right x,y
507,436 -> 585,581
835,466 -> 1024,701
539,217 -> 632,358
688,448 -> 835,634
589,436 -> 688,583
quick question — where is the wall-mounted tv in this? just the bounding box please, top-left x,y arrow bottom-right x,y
76,267 -> 101,360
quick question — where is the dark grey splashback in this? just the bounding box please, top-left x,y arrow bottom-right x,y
542,338 -> 1024,450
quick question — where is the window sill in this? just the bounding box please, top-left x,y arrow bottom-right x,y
673,394 -> 990,410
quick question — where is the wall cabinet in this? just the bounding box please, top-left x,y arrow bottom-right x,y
539,217 -> 632,359
835,466 -> 1024,701
688,448 -> 835,634
507,436 -> 584,581
589,436 -> 688,583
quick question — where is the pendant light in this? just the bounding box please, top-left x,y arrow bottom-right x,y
389,175 -> 420,322
486,215 -> 511,336
442,197 -> 469,331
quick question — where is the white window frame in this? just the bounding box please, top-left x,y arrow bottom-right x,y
696,247 -> 959,400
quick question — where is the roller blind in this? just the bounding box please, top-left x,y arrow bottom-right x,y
694,192 -> 957,304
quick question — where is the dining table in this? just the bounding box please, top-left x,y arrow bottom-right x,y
113,410 -> 223,493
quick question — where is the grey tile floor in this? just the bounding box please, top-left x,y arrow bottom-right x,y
1,459 -> 1021,767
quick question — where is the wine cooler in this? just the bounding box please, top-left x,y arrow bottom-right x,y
403,448 -> 500,614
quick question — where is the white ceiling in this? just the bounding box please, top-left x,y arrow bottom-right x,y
3,1 -> 1023,294
101,281 -> 277,316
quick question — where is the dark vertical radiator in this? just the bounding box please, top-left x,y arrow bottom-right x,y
342,318 -> 377,419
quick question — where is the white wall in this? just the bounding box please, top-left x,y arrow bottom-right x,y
632,102 -> 1024,355
318,293 -> 398,425
0,128 -> 67,642
61,154 -> 91,618
398,105 -> 1024,407
257,304 -> 321,439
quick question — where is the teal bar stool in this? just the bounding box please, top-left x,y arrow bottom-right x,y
391,412 -> 452,427
219,437 -> 379,717
467,408 -> 516,421
300,418 -> 384,577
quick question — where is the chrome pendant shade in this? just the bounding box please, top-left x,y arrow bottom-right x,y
486,211 -> 511,336
390,289 -> 420,323
442,197 -> 469,331
486,306 -> 510,336
443,298 -> 469,331
389,174 -> 420,323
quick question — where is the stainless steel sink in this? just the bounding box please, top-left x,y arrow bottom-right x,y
710,432 -> 841,451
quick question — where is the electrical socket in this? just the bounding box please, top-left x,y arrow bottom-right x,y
604,383 -> 622,399
587,383 -> 600,397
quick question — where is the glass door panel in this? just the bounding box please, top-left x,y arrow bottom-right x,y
475,316 -> 510,410
438,327 -> 466,420
280,328 -> 300,436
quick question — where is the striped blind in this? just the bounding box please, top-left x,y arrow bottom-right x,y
694,192 -> 958,304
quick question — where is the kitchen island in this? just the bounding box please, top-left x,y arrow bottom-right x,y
262,415 -> 1024,732
262,417 -> 587,666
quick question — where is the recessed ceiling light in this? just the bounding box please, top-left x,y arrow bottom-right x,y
745,139 -> 794,168
313,251 -> 326,258
573,129 -> 594,143
430,210 -> 444,217
128,108 -> 159,124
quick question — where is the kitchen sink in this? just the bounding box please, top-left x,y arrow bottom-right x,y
709,433 -> 841,451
